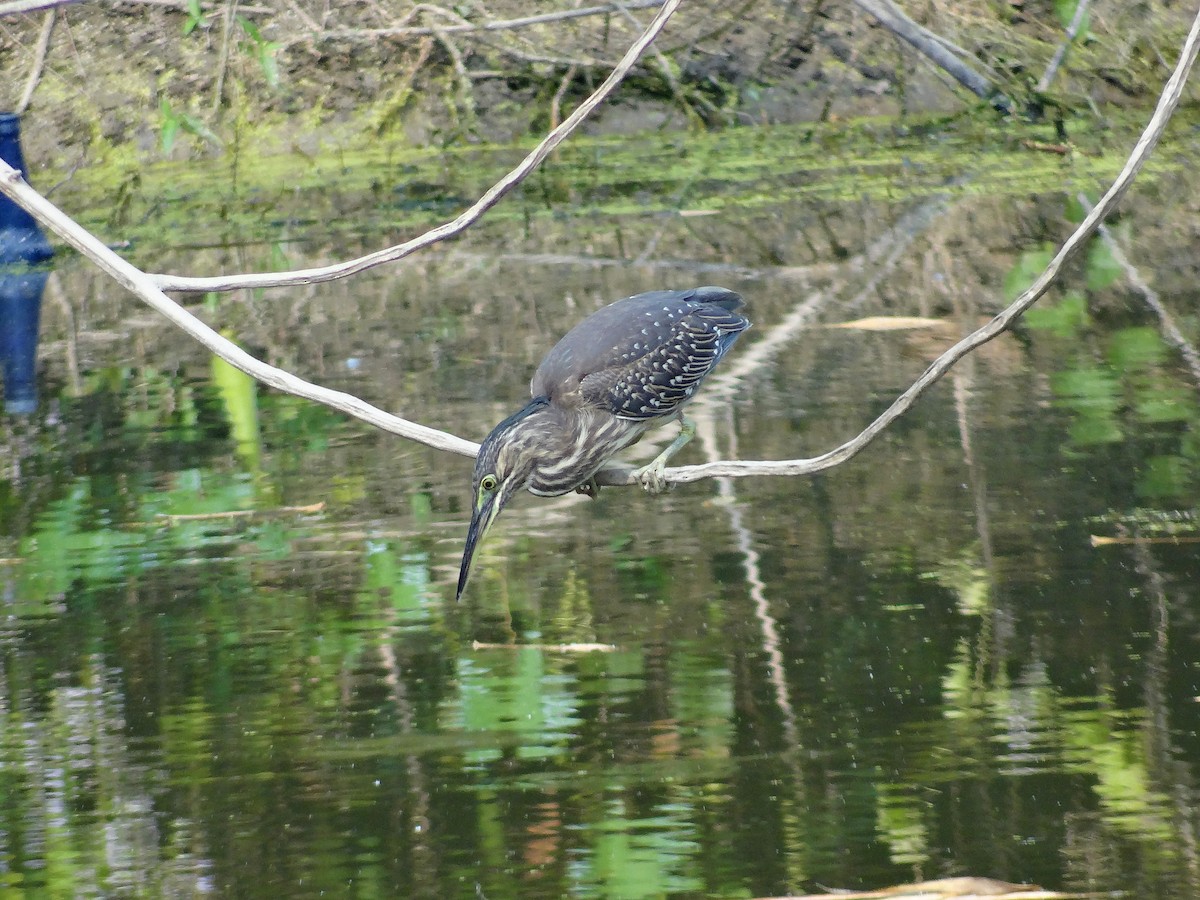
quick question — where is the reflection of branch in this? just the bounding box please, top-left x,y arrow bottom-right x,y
717,473 -> 800,747
953,355 -> 994,573
146,0 -> 680,292
43,273 -> 81,395
692,373 -> 800,751
1078,193 -> 1200,389
377,625 -> 436,892
683,196 -> 951,751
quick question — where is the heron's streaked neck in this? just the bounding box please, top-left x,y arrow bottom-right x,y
505,403 -> 645,498
494,400 -> 574,472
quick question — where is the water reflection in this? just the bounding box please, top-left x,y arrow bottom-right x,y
1,128 -> 1199,898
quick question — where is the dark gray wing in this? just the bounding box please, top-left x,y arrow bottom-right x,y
532,286 -> 749,421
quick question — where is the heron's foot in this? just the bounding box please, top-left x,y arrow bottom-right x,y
576,476 -> 600,499
631,458 -> 670,494
631,415 -> 696,494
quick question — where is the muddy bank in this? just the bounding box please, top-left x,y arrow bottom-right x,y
0,1 -> 1192,177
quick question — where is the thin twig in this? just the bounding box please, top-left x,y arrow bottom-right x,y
149,0 -> 682,292
282,0 -> 320,34
0,0 -> 270,15
1037,0 -> 1093,94
15,8 -> 54,113
430,21 -> 478,127
212,0 -> 238,115
0,0 -> 66,14
612,1 -> 687,112
550,63 -> 578,130
312,0 -> 662,40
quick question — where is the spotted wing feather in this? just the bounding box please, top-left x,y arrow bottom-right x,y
532,286 -> 749,421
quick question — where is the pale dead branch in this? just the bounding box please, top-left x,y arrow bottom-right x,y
0,1 -> 1194,497
147,0 -> 683,293
0,0 -> 684,461
0,164 -> 481,456
598,3 -> 1200,487
309,0 -> 663,42
0,0 -> 272,16
0,0 -> 68,14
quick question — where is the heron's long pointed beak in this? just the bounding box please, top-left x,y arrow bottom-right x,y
457,493 -> 501,601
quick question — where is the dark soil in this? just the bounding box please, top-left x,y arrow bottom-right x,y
0,1 -> 1191,176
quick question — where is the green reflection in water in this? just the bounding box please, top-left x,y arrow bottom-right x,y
2,117 -> 1200,898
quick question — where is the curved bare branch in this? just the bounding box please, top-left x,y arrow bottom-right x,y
149,0 -> 683,293
0,0 -> 683,461
592,2 -> 1200,488
0,2 -> 1193,493
0,161 -> 480,457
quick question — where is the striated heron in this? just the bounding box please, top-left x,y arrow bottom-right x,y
457,285 -> 750,599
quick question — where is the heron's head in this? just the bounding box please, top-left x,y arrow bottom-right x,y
456,398 -> 551,600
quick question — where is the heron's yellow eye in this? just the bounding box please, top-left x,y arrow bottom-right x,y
480,474 -> 498,493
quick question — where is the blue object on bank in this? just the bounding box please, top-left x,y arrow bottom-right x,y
0,112 -> 53,415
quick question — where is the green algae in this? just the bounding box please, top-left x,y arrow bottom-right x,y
47,108 -> 1186,262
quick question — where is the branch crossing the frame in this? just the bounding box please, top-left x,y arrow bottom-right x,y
0,0 -> 1197,485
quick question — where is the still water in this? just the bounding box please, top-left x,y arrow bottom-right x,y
1,120 -> 1199,898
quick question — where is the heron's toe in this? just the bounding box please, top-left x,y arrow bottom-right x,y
634,461 -> 669,494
